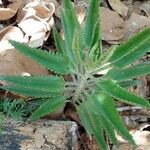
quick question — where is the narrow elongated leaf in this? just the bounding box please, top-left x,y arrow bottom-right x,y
72,29 -> 82,62
0,75 -> 65,92
90,46 -> 118,75
85,0 -> 100,47
117,80 -> 141,88
98,45 -> 118,65
109,27 -> 150,61
97,113 -> 118,146
77,102 -> 107,150
88,111 -> 107,150
77,104 -> 93,136
109,28 -> 150,67
90,20 -> 101,60
61,11 -> 76,64
29,96 -> 65,121
98,79 -> 150,109
10,40 -> 70,74
0,86 -> 60,98
91,92 -> 135,145
53,26 -> 65,54
89,41 -> 100,62
61,0 -> 80,63
105,62 -> 150,81
91,20 -> 101,50
63,0 -> 80,38
113,42 -> 150,67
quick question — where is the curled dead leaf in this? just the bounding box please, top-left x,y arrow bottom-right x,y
0,0 -> 22,21
18,19 -> 48,36
50,0 -> 61,18
0,8 -> 17,21
16,0 -> 55,47
133,130 -> 150,145
0,26 -> 24,52
18,0 -> 55,22
27,32 -> 46,47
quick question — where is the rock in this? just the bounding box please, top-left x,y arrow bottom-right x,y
0,24 -> 4,31
0,119 -> 78,150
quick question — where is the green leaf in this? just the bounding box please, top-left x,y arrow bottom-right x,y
117,80 -> 141,88
109,28 -> 150,67
61,0 -> 80,63
63,0 -> 80,38
99,45 -> 117,65
91,92 -> 135,145
105,62 -> 150,81
96,113 -> 118,146
53,26 -> 65,54
10,40 -> 70,74
72,29 -> 82,62
85,0 -> 100,48
0,86 -> 60,98
61,11 -> 76,64
0,113 -> 4,132
2,98 -> 26,120
0,75 -> 65,92
91,20 -> 101,51
29,95 -> 65,121
89,20 -> 101,60
77,103 -> 93,136
98,79 -> 150,109
88,41 -> 100,62
77,102 -> 107,150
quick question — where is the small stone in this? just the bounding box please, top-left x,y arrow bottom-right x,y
0,24 -> 4,30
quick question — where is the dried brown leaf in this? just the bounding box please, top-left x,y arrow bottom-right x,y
0,0 -> 22,21
133,130 -> 150,145
0,26 -> 24,52
18,0 -> 55,22
108,0 -> 129,18
124,13 -> 150,35
75,4 -> 86,24
140,1 -> 150,17
101,7 -> 127,43
0,49 -> 49,76
18,19 -> 46,36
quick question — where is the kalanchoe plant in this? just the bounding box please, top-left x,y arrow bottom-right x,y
0,0 -> 150,149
